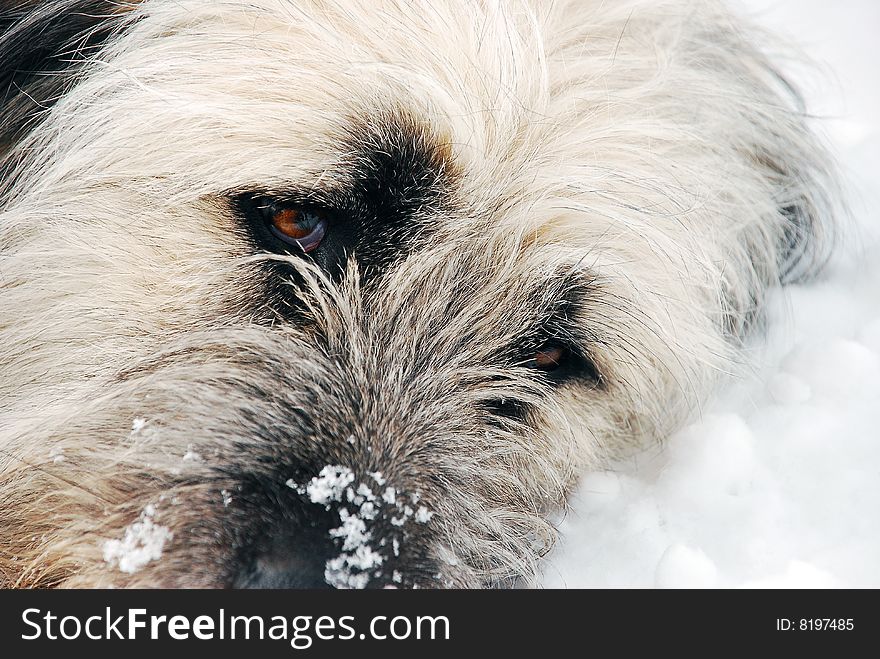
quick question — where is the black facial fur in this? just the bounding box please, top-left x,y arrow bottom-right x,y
231,111 -> 458,312
486,278 -> 603,422
510,275 -> 602,385
338,113 -> 458,279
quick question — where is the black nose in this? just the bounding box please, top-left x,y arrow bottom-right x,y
234,521 -> 401,589
231,495 -> 393,589
230,467 -> 432,589
233,529 -> 333,589
231,484 -> 341,589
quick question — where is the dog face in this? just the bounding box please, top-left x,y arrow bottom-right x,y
0,0 -> 834,587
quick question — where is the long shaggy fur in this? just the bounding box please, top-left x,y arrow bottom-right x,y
0,0 -> 836,588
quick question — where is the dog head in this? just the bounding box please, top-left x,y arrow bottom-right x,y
0,0 -> 832,587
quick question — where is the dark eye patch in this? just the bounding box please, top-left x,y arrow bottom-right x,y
515,333 -> 600,385
515,275 -> 601,385
486,276 -> 602,421
230,109 -> 457,292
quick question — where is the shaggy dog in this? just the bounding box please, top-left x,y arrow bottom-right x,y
0,0 -> 835,588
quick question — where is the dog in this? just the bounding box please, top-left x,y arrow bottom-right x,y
0,0 -> 836,588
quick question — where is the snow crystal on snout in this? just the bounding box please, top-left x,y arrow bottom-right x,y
415,506 -> 433,523
390,503 -> 433,527
306,466 -> 356,507
323,504 -> 385,589
330,508 -> 371,551
325,546 -> 385,589
102,504 -> 173,574
286,465 -> 434,589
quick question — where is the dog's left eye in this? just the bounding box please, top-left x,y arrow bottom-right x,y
525,344 -> 567,372
262,202 -> 328,253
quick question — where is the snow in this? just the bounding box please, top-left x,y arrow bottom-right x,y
541,0 -> 880,588
654,544 -> 719,589
303,465 -> 356,508
414,507 -> 434,524
325,504 -> 386,589
182,445 -> 202,462
382,486 -> 397,505
103,504 -> 173,575
287,465 -> 433,588
331,508 -> 373,549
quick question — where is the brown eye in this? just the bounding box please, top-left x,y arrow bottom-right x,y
266,205 -> 328,253
528,344 -> 567,371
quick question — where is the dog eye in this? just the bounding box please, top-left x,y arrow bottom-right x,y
525,344 -> 568,372
262,202 -> 328,253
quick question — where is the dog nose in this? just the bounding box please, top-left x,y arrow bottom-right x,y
233,522 -> 335,588
231,494 -> 398,589
231,466 -> 433,588
233,523 -> 403,589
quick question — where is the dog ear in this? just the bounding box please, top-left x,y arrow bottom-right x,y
0,1 -> 137,157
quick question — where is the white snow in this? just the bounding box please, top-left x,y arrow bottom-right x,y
182,445 -> 202,462
382,486 -> 397,505
414,506 -> 434,523
325,545 -> 385,590
541,0 -> 880,588
102,504 -> 173,575
305,465 -> 356,508
356,483 -> 377,502
287,465 -> 433,588
330,508 -> 373,551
